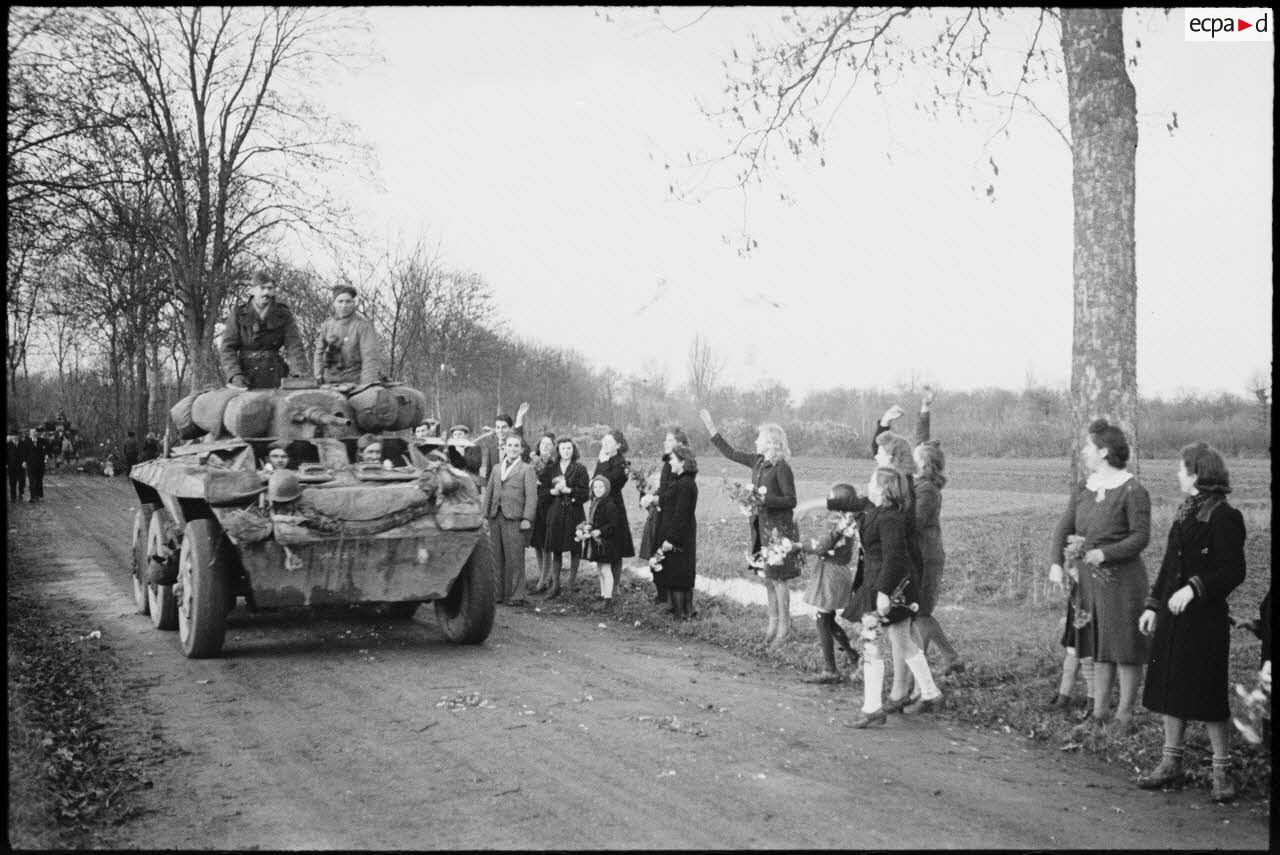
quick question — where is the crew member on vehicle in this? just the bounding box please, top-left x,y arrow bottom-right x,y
218,270 -> 308,389
314,284 -> 383,386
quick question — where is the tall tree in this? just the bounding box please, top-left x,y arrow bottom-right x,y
687,332 -> 724,403
676,7 -> 1144,474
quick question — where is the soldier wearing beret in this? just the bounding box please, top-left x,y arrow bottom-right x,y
314,284 -> 383,386
219,270 -> 309,389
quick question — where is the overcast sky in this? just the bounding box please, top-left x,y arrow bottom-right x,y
314,7 -> 1273,401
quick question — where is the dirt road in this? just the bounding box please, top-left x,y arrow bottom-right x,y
10,472 -> 1270,849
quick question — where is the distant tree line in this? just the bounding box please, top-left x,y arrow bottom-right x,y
7,8 -> 1269,461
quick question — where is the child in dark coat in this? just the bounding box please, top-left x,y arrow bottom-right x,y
584,474 -> 622,609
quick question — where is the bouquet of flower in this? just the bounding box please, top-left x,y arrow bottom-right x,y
1233,673 -> 1271,747
811,512 -> 860,559
746,528 -> 802,577
859,577 -> 919,638
629,462 -> 658,496
574,521 -> 596,544
648,542 -> 675,575
723,475 -> 767,517
1062,534 -> 1086,583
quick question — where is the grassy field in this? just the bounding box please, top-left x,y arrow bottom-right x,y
602,454 -> 1272,800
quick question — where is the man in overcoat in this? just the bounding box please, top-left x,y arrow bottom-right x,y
22,428 -> 46,502
218,270 -> 308,389
313,284 -> 384,386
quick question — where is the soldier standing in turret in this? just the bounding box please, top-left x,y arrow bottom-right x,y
314,284 -> 383,386
218,270 -> 308,389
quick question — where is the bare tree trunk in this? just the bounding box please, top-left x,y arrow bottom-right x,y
1061,9 -> 1138,482
135,342 -> 149,435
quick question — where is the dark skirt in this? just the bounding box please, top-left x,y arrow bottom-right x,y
1060,580 -> 1086,649
532,494 -> 553,551
543,496 -> 585,555
1142,599 -> 1233,722
751,515 -> 801,581
637,506 -> 659,561
1079,559 -> 1149,664
605,495 -> 635,559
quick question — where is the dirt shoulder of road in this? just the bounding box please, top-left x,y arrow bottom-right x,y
6,473 -> 1272,850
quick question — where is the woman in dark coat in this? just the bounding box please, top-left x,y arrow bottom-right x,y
1137,443 -> 1246,802
846,467 -> 943,728
639,426 -> 688,605
592,428 -> 636,600
654,445 -> 698,620
1050,418 -> 1151,736
699,408 -> 799,647
542,437 -> 589,599
529,432 -> 558,593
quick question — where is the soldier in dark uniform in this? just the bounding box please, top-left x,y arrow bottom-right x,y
218,270 -> 308,389
123,431 -> 140,471
6,430 -> 26,502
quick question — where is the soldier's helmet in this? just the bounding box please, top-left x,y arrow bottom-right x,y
267,469 -> 303,503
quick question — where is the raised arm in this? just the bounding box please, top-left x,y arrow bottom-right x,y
873,404 -> 904,456
915,388 -> 933,445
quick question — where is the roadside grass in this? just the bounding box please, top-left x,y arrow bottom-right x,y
570,454 -> 1274,801
7,581 -> 145,848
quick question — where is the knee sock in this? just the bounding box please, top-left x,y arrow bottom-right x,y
816,613 -> 837,673
862,654 -> 885,714
598,562 -> 614,598
1080,657 -> 1095,699
1059,648 -> 1079,696
905,651 -> 941,701
610,559 -> 622,591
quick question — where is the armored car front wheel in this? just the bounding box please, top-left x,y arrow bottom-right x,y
176,519 -> 232,659
434,535 -> 496,644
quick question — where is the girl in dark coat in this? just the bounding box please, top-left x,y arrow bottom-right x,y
699,408 -> 799,647
542,437 -> 589,599
529,433 -> 558,594
584,474 -> 623,610
654,445 -> 698,620
592,428 -> 636,600
1137,443 -> 1246,802
794,483 -> 862,683
846,467 -> 943,728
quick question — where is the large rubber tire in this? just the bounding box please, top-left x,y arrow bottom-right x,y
434,535 -> 496,644
176,519 -> 232,659
147,512 -> 178,631
131,505 -> 156,616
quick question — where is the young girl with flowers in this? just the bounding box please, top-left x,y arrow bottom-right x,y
846,468 -> 943,727
582,474 -> 623,610
638,426 -> 689,606
542,437 -> 590,599
793,483 -> 863,683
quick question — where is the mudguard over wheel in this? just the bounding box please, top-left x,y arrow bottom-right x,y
434,535 -> 496,644
131,505 -> 156,616
177,519 -> 232,659
147,512 -> 178,631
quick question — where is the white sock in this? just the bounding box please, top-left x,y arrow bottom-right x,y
598,563 -> 613,598
862,657 -> 885,714
905,651 -> 941,700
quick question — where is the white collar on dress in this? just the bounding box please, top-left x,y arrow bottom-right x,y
1085,467 -> 1133,500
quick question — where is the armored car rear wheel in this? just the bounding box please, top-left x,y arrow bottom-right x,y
177,519 -> 232,659
131,505 -> 156,616
147,512 -> 178,631
434,535 -> 496,644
